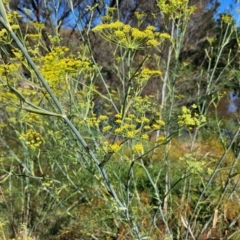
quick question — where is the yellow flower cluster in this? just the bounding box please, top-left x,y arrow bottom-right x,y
221,14 -> 232,24
32,22 -> 45,31
179,153 -> 210,174
102,141 -> 121,153
102,125 -> 112,132
114,112 -> 165,140
93,21 -> 163,49
41,46 -> 96,96
156,136 -> 165,142
42,179 -> 54,188
136,68 -> 162,85
0,62 -> 21,78
207,37 -> 216,46
134,143 -> 144,154
152,119 -> 165,129
86,115 -> 99,128
178,104 -> 206,129
0,28 -> 9,43
82,114 -> 113,132
157,0 -> 196,18
20,113 -> 41,125
19,129 -> 43,150
134,12 -> 145,20
0,89 -> 18,104
98,115 -> 108,121
132,95 -> 156,115
6,11 -> 21,30
159,33 -> 171,39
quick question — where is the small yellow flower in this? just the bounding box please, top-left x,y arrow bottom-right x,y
146,26 -> 155,31
159,33 -> 171,39
125,117 -> 132,121
115,119 -> 122,124
19,129 -> 43,150
221,14 -> 232,24
109,143 -> 121,152
126,130 -> 138,138
146,39 -> 159,46
134,12 -> 145,20
114,30 -> 125,38
115,128 -> 123,134
128,114 -> 135,118
141,134 -> 149,140
178,105 -> 206,128
156,136 -> 165,142
128,124 -> 136,129
102,125 -> 112,132
115,113 -> 122,118
134,144 -> 144,153
108,7 -> 117,12
123,24 -> 131,33
207,37 -> 216,45
122,123 -> 130,129
115,57 -> 121,62
152,124 -> 160,130
144,125 -> 151,130
141,116 -> 150,123
156,119 -> 165,126
99,115 -> 108,120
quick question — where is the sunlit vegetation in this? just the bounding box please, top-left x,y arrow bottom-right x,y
0,0 -> 240,239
